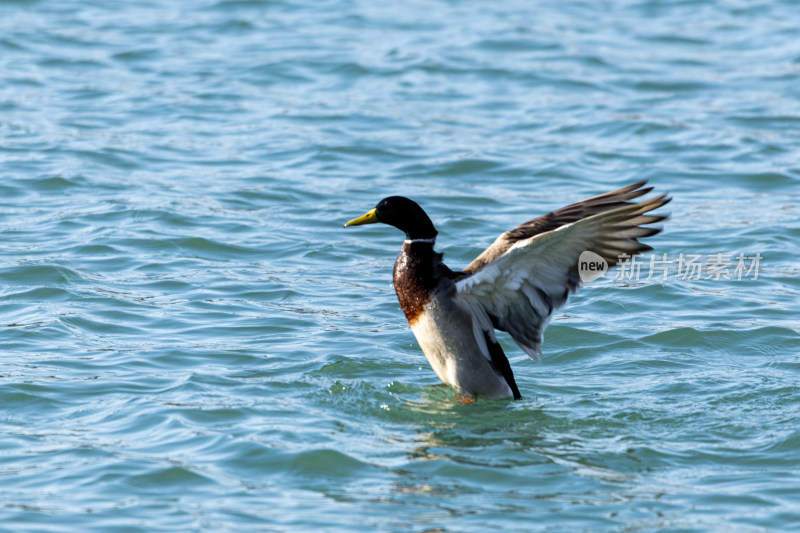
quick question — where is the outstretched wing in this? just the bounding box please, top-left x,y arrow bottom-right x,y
455,193 -> 670,362
464,180 -> 656,275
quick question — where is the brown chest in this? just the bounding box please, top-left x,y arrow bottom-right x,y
393,243 -> 438,327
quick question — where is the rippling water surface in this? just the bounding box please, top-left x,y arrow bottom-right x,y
2,0 -> 800,531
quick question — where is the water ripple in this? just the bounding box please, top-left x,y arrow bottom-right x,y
2,0 -> 800,531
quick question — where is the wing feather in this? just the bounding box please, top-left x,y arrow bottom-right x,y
464,180 -> 661,274
456,191 -> 670,362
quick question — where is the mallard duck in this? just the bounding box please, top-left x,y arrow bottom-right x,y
344,181 -> 670,400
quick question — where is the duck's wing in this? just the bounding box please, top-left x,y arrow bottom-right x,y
454,193 -> 670,362
463,180 -> 655,274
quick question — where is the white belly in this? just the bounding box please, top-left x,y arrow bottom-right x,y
409,296 -> 513,399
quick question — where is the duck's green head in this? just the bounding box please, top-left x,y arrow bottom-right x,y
344,196 -> 437,241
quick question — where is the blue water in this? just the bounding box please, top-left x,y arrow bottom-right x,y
2,0 -> 800,531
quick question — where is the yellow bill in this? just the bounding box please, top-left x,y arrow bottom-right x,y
344,208 -> 378,227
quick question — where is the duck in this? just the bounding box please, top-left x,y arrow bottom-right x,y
344,180 -> 670,400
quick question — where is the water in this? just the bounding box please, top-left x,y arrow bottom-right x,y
2,0 -> 800,531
